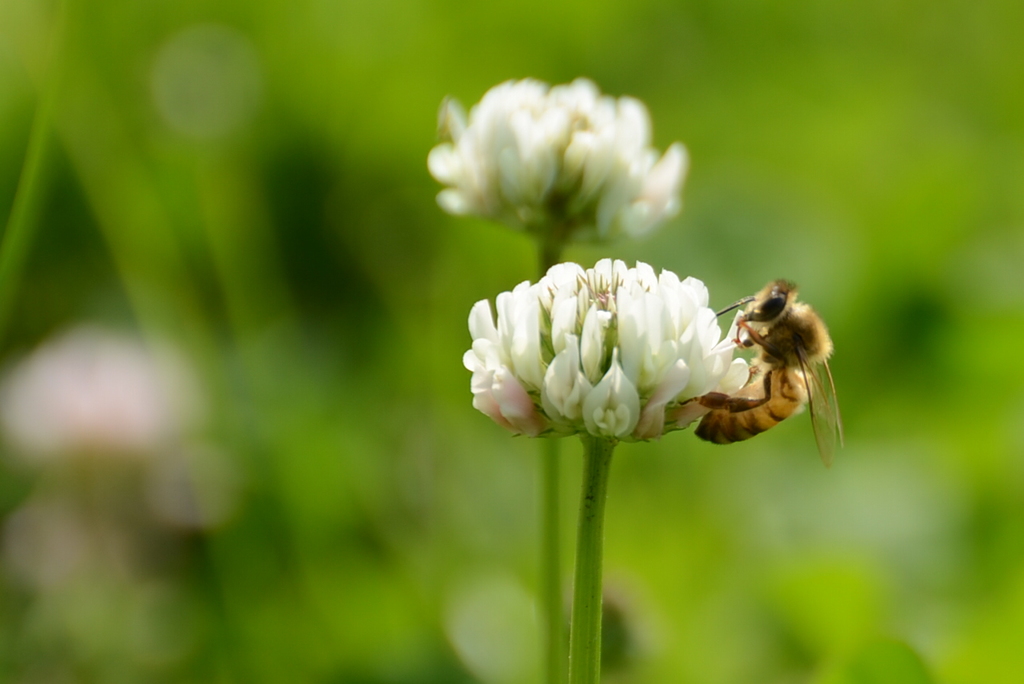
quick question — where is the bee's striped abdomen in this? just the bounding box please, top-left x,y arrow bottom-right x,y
695,369 -> 806,445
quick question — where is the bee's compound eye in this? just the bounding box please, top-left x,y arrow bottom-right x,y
752,294 -> 787,321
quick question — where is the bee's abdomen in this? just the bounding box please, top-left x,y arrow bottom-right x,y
695,405 -> 787,443
695,371 -> 804,445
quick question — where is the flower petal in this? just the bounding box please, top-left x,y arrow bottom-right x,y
632,360 -> 690,440
541,335 -> 592,424
582,352 -> 640,438
491,368 -> 548,436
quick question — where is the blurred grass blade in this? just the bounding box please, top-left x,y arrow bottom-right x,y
0,2 -> 66,344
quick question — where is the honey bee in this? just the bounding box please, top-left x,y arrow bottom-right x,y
694,280 -> 844,466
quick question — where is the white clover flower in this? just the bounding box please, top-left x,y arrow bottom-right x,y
0,327 -> 202,463
463,260 -> 749,440
429,79 -> 688,242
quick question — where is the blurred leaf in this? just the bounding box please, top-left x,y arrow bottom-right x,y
764,558 -> 884,660
818,639 -> 934,684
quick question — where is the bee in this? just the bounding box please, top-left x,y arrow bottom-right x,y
694,279 -> 844,466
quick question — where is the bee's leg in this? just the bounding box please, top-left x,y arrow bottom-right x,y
735,319 -> 762,348
697,373 -> 773,413
733,319 -> 751,347
696,392 -> 732,409
746,362 -> 761,383
737,320 -> 785,359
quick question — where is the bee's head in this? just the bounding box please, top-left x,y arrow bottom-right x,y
746,279 -> 797,323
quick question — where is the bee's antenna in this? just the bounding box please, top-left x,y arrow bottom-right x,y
716,296 -> 755,317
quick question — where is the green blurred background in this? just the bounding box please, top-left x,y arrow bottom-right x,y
1,0 -> 1023,682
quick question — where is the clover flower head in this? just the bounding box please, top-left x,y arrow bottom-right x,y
463,260 -> 749,440
429,79 -> 688,242
0,327 -> 202,463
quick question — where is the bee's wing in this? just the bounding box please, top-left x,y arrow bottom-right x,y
795,346 -> 843,468
821,358 -> 844,446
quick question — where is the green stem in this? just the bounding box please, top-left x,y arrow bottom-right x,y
568,435 -> 616,684
537,220 -> 571,275
537,227 -> 564,684
541,437 -> 564,684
